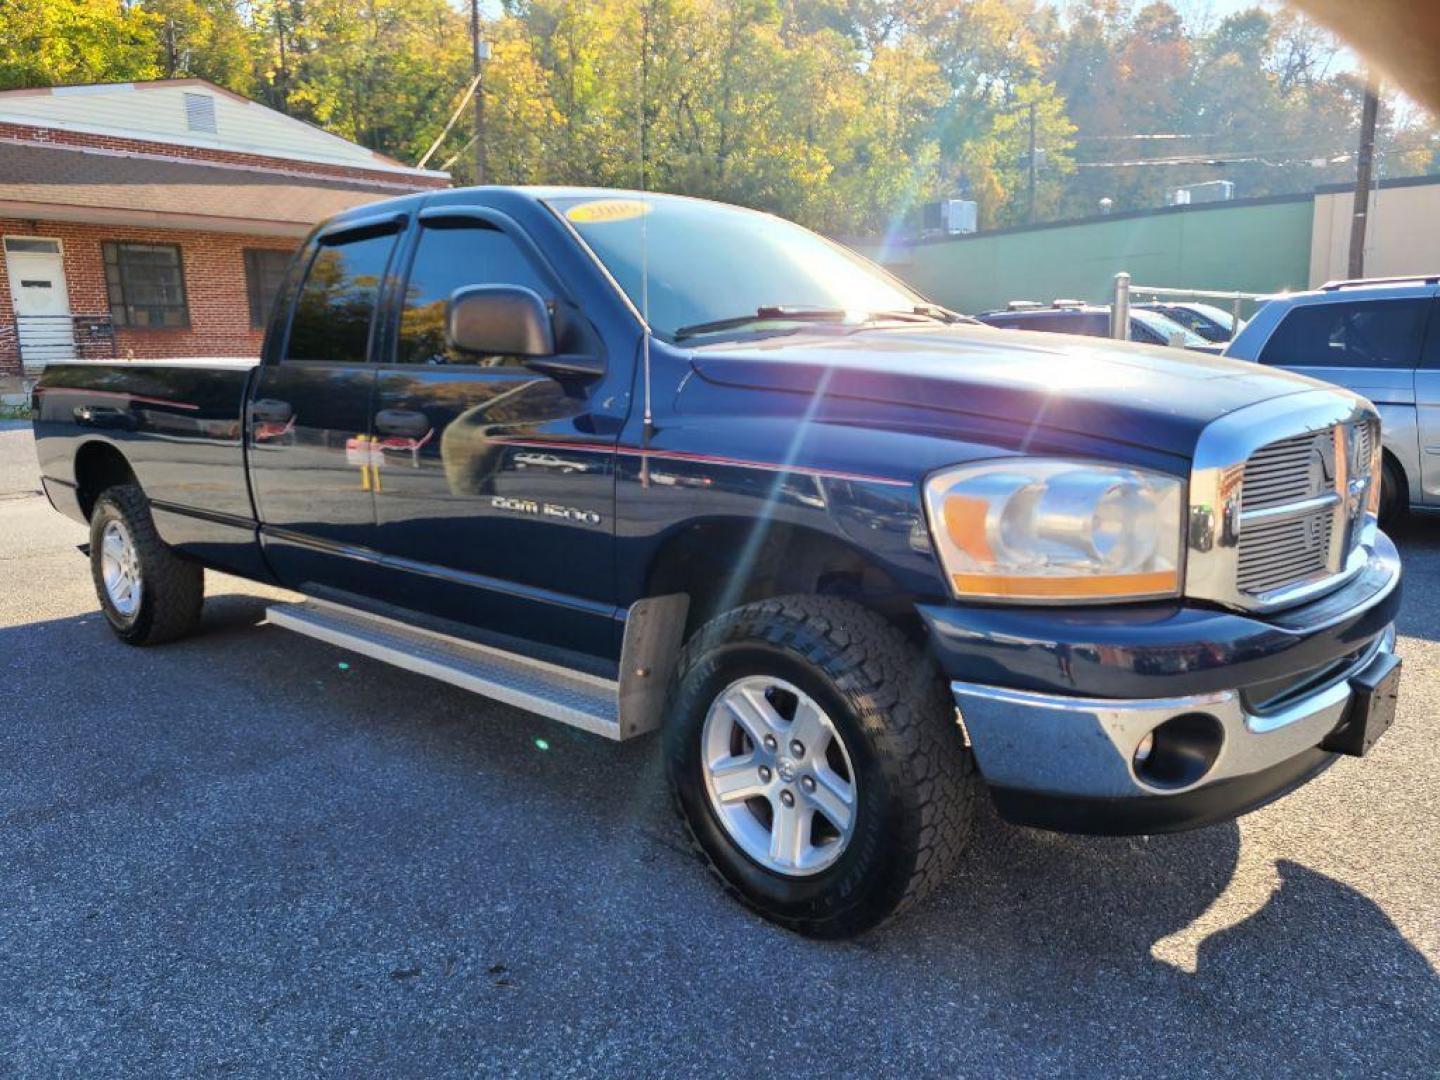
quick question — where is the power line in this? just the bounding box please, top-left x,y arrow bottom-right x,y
416,70 -> 482,170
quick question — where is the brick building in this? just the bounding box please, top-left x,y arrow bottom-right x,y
0,79 -> 448,376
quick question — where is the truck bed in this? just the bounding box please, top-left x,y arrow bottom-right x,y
32,357 -> 265,577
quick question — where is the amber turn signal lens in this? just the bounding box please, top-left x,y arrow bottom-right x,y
950,569 -> 1179,600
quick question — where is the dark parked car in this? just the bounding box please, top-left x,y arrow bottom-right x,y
32,188 -> 1402,937
977,301 -> 1219,351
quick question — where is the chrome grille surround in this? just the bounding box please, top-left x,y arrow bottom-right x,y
1187,390 -> 1381,613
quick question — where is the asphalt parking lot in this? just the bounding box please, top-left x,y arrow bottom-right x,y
1,420 -> 1437,1076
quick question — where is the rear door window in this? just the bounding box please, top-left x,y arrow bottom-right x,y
1258,298 -> 1430,369
284,230 -> 398,364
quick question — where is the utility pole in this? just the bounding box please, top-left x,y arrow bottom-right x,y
1348,77 -> 1380,279
1027,101 -> 1038,225
470,0 -> 488,185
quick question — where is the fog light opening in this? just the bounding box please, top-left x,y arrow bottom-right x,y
1133,712 -> 1224,789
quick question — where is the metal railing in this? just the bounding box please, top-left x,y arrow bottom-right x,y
1110,272 -> 1269,343
6,314 -> 117,368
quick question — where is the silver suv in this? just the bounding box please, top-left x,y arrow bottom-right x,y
1225,275 -> 1440,521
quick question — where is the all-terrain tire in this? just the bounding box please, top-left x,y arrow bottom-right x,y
90,484 -> 204,646
663,595 -> 976,938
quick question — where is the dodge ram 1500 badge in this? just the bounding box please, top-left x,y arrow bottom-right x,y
32,187 -> 1402,937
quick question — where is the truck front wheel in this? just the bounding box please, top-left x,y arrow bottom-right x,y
89,484 -> 204,646
663,595 -> 976,938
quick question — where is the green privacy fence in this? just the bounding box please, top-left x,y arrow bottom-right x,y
852,195 -> 1315,317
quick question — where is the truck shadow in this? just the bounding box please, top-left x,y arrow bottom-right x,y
882,798 -> 1440,1068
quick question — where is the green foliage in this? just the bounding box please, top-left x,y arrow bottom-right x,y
5,0 -> 1438,234
142,0 -> 254,91
0,0 -> 161,88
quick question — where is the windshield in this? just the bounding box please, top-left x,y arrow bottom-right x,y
1183,302 -> 1237,332
547,194 -> 927,341
1131,309 -> 1209,348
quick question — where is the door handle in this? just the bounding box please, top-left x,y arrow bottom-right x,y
375,408 -> 431,438
250,398 -> 293,423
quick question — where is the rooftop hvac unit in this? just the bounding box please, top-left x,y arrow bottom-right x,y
1166,180 -> 1235,206
921,199 -> 978,237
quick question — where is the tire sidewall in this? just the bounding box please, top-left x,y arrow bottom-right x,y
667,637 -> 916,925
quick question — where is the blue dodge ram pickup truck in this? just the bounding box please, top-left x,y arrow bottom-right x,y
33,188 -> 1403,937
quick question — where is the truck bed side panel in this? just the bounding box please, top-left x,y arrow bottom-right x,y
32,360 -> 272,581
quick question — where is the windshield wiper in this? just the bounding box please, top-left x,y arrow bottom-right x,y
673,306 -> 851,340
672,303 -> 978,341
868,304 -> 978,325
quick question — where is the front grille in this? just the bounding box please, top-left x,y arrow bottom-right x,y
1354,420 -> 1374,476
1185,394 -> 1378,614
1241,432 -> 1323,511
1234,419 -> 1375,601
1236,510 -> 1333,593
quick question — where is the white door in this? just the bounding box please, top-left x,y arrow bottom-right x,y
4,237 -> 74,367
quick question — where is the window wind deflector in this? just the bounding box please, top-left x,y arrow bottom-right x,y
673,306 -> 851,341
418,206 -> 501,229
318,210 -> 408,245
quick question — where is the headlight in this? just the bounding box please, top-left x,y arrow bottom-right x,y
923,459 -> 1184,602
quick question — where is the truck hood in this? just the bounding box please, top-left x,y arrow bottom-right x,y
689,324 -> 1325,459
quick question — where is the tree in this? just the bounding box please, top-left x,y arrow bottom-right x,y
0,0 -> 160,89
142,0 -> 254,91
247,0 -> 472,163
960,80 -> 1076,226
5,0 -> 1436,238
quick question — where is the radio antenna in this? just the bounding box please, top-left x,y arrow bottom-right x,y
638,3 -> 653,488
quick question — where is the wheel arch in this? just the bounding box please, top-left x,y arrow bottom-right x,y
1381,446 -> 1411,516
73,440 -> 138,520
642,516 -> 916,641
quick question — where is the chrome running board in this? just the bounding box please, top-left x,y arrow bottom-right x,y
264,594 -> 687,741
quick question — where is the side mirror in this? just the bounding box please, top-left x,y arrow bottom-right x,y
447,285 -> 556,357
446,285 -> 605,381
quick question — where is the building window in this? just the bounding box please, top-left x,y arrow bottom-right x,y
103,242 -> 189,328
244,248 -> 293,329
3,237 -> 61,254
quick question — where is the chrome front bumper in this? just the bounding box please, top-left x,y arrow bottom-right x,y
952,625 -> 1396,806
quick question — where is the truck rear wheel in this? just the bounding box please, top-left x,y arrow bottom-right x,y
90,484 -> 204,646
663,595 -> 976,938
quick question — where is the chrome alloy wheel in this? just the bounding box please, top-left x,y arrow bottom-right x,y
100,518 -> 142,617
700,676 -> 858,877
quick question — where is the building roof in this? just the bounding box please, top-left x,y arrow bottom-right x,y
0,142 -> 406,236
0,79 -> 447,182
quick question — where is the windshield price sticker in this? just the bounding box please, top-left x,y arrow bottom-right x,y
565,199 -> 652,224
